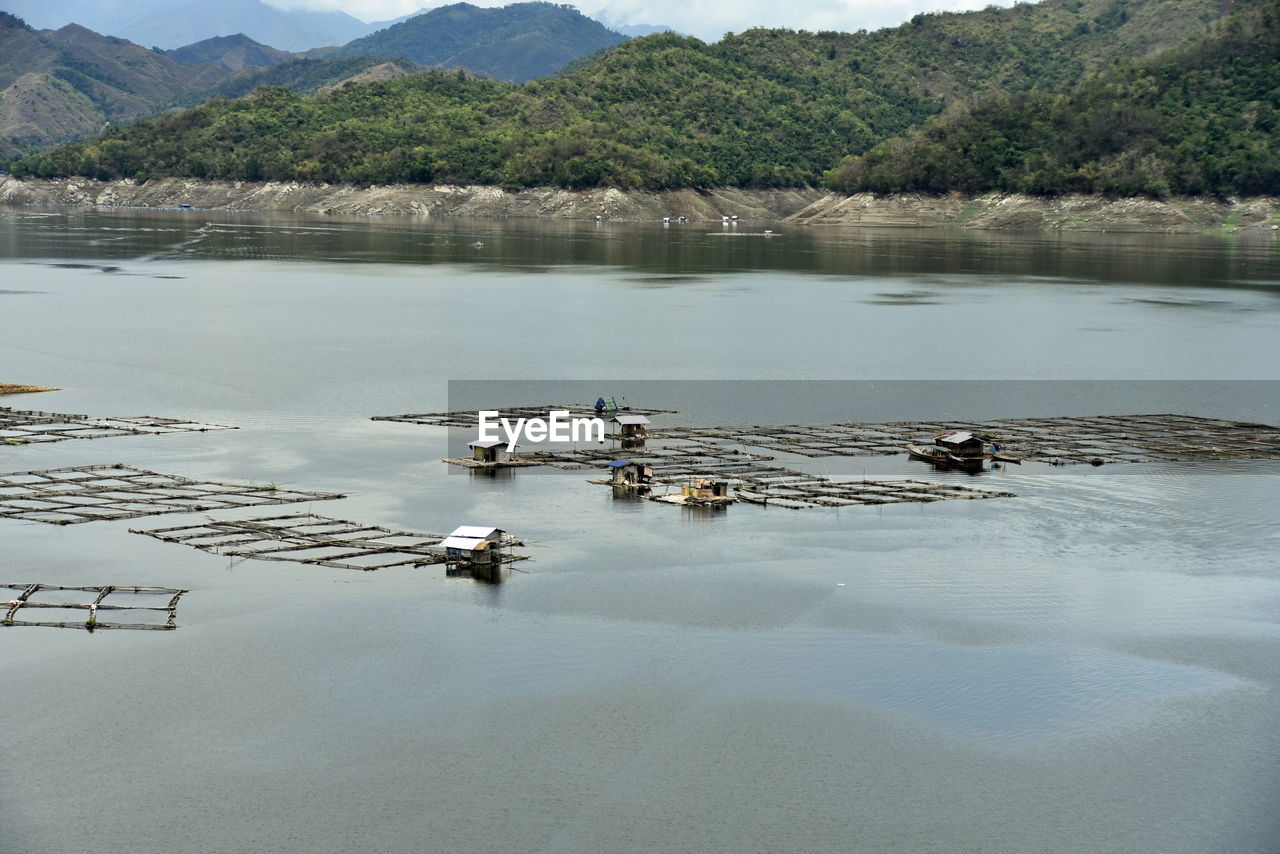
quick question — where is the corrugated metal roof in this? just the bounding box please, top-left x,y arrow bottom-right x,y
936,431 -> 976,444
448,525 -> 500,539
612,415 -> 650,425
606,460 -> 632,467
468,438 -> 505,449
440,536 -> 487,551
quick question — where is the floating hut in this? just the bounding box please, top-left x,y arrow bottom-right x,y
649,477 -> 735,507
683,478 -> 731,501
439,525 -> 505,565
468,438 -> 517,464
445,438 -> 538,469
607,460 -> 653,486
934,430 -> 985,459
612,414 -> 650,438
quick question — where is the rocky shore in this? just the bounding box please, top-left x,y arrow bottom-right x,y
789,191 -> 1280,234
0,177 -> 822,222
1,176 -> 1276,234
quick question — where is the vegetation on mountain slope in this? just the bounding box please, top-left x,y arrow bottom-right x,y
170,56 -> 417,106
0,12 -> 226,157
9,0 -> 1261,195
824,0 -> 1279,197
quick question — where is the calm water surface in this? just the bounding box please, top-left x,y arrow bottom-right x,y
1,210 -> 1278,854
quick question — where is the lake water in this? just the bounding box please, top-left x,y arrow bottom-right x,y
1,209 -> 1278,854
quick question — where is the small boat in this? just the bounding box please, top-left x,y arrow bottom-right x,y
990,451 -> 1022,464
906,444 -> 987,470
906,443 -> 951,465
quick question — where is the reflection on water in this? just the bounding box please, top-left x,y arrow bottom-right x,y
0,209 -> 1278,854
4,208 -> 1279,289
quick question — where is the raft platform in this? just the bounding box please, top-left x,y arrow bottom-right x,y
373,403 -> 678,429
442,457 -> 543,469
658,414 -> 1280,466
3,584 -> 187,630
132,513 -> 528,571
2,406 -> 235,446
550,443 -> 1014,508
0,464 -> 342,525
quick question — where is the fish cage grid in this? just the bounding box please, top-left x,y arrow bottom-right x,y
3,584 -> 187,630
562,446 -> 1013,508
733,477 -> 1014,509
658,414 -> 1280,465
378,409 -> 1277,465
0,464 -> 343,525
1,406 -> 236,446
372,403 -> 677,429
131,513 -> 528,570
523,441 -> 775,472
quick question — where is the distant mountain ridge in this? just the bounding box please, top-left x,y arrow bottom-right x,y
0,12 -> 226,157
165,34 -> 292,72
0,0 -> 373,50
330,2 -> 628,83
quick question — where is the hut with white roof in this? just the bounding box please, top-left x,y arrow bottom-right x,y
611,414 -> 650,438
468,438 -> 516,464
438,525 -> 505,564
934,430 -> 985,459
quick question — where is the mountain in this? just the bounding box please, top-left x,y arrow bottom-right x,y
824,0 -> 1280,198
182,55 -> 422,104
165,33 -> 292,72
317,60 -> 427,93
0,0 -> 373,51
363,8 -> 430,32
593,12 -> 674,39
0,12 -> 227,157
10,0 -> 1242,188
608,24 -> 675,38
331,2 -> 628,83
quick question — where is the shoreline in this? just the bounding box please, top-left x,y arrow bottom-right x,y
1,177 -> 1277,234
0,177 -> 823,224
0,384 -> 57,395
789,191 -> 1280,234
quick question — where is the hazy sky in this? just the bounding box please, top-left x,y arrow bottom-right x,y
266,0 -> 1011,42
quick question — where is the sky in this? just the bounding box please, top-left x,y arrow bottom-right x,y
266,0 -> 1012,42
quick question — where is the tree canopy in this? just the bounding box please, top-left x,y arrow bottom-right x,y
824,0 -> 1279,197
12,0 -> 1268,196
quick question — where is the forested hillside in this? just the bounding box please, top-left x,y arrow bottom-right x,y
172,56 -> 417,106
9,0 -> 1248,192
823,0 -> 1279,197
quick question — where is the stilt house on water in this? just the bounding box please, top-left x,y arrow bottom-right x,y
612,414 -> 650,438
607,460 -> 653,486
934,431 -> 985,460
438,526 -> 505,564
683,479 -> 731,501
468,438 -> 517,464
